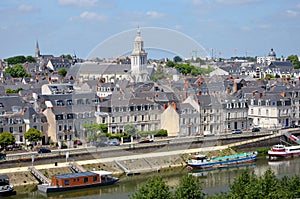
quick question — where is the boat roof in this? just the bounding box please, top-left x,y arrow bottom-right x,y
91,170 -> 112,176
286,145 -> 300,149
0,175 -> 9,180
54,171 -> 98,179
212,152 -> 254,161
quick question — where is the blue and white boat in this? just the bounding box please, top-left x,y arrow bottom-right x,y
187,151 -> 258,170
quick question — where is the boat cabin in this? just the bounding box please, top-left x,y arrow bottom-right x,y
189,155 -> 209,163
51,172 -> 100,187
272,144 -> 285,152
0,175 -> 10,186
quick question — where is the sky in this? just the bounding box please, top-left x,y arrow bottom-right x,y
0,0 -> 300,60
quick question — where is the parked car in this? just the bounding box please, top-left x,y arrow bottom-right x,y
203,131 -> 214,137
38,148 -> 51,153
289,124 -> 300,128
252,127 -> 260,132
0,153 -> 6,160
138,137 -> 154,143
108,139 -> 120,146
232,129 -> 243,134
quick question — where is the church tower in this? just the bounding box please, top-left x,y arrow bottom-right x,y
35,40 -> 41,58
130,29 -> 149,82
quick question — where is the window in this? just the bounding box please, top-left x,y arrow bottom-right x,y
93,176 -> 97,182
65,180 -> 69,185
120,117 -> 122,123
134,115 -> 137,122
266,109 -> 269,116
19,126 -> 23,132
227,122 -> 231,129
251,109 -> 254,114
112,117 -> 115,123
84,177 -> 88,183
102,117 -> 106,123
258,109 -> 261,115
59,125 -> 62,131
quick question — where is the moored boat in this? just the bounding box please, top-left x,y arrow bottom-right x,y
186,151 -> 258,170
268,144 -> 300,159
38,170 -> 119,193
0,174 -> 16,196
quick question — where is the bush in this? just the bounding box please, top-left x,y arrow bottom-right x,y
155,129 -> 168,137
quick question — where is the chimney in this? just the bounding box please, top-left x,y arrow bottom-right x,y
259,93 -> 263,99
172,102 -> 177,110
185,80 -> 189,88
198,91 -> 202,96
281,92 -> 286,97
184,90 -> 187,99
233,81 -> 238,93
252,91 -> 255,97
163,104 -> 167,109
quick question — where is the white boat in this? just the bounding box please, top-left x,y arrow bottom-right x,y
0,174 -> 16,196
268,144 -> 300,159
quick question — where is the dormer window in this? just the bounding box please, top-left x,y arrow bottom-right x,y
0,103 -> 3,108
56,100 -> 64,106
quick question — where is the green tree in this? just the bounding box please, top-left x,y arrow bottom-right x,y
58,68 -> 67,78
173,56 -> 182,63
150,65 -> 166,82
124,124 -> 137,137
174,174 -> 205,199
24,128 -> 43,143
5,55 -> 26,65
60,54 -> 73,59
26,56 -> 36,63
131,176 -> 171,199
83,123 -> 107,134
287,55 -> 300,69
0,132 -> 15,149
4,63 -> 28,78
166,61 -> 175,68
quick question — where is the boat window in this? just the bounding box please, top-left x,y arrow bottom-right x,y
84,177 -> 88,183
65,179 -> 69,185
93,176 -> 97,182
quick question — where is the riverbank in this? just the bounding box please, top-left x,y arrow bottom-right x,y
5,147 -> 240,188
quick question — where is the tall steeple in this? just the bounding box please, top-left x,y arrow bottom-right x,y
35,40 -> 41,58
131,28 -> 147,73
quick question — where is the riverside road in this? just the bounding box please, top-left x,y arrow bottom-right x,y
0,129 -> 296,173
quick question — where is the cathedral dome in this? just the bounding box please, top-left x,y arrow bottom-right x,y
268,48 -> 276,57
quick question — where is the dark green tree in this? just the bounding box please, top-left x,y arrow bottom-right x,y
58,68 -> 67,78
173,56 -> 182,63
5,55 -> 26,65
60,54 -> 73,59
166,61 -> 175,68
0,132 -> 15,149
174,174 -> 205,199
287,55 -> 300,69
4,63 -> 28,78
150,65 -> 166,82
131,176 -> 171,199
124,124 -> 138,137
24,128 -> 43,143
26,56 -> 36,63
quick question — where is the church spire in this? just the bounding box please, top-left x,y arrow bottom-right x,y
35,40 -> 40,58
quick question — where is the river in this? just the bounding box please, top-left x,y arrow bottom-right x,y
8,157 -> 300,199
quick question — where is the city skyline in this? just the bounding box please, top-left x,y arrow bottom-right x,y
0,0 -> 299,59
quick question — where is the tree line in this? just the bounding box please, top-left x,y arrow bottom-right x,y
131,168 -> 300,199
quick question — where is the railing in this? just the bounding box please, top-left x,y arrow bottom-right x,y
28,166 -> 51,185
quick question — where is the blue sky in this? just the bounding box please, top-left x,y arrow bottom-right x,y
0,0 -> 299,59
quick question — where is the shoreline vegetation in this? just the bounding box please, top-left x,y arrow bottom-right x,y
130,168 -> 300,199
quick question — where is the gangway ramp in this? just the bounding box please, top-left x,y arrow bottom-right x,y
69,162 -> 87,173
28,167 -> 51,185
284,132 -> 300,145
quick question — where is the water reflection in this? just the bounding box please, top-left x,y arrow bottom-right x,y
8,157 -> 300,199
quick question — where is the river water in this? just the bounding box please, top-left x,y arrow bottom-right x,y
8,157 -> 300,199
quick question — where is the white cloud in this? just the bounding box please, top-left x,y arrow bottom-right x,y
17,4 -> 34,12
58,0 -> 98,7
146,11 -> 164,19
175,25 -> 182,30
216,0 -> 260,5
79,11 -> 106,21
285,10 -> 298,17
